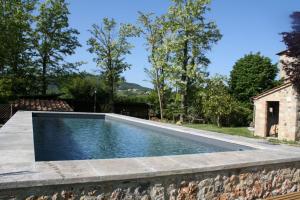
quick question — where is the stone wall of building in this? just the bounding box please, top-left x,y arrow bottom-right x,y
297,95 -> 300,140
278,54 -> 299,83
1,162 -> 300,200
254,84 -> 299,141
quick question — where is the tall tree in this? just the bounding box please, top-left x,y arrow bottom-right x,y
33,0 -> 81,95
166,0 -> 221,122
229,53 -> 278,103
87,18 -> 139,112
0,0 -> 37,96
281,12 -> 300,92
139,13 -> 170,120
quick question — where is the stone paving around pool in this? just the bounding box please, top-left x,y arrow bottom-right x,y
0,111 -> 300,200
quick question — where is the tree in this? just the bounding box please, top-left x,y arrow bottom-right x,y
281,12 -> 300,92
0,78 -> 13,103
0,0 -> 37,97
202,76 -> 234,127
63,75 -> 108,101
87,18 -> 139,112
229,53 -> 278,103
33,0 -> 81,95
166,0 -> 221,122
139,13 -> 170,120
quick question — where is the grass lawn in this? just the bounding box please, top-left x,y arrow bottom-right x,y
184,123 -> 256,138
267,138 -> 300,146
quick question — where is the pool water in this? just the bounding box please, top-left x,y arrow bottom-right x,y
33,116 -> 245,161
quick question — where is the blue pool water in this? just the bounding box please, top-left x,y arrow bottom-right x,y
33,116 -> 248,161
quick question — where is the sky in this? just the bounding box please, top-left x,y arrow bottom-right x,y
67,0 -> 300,88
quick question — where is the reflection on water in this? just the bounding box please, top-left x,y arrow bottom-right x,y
33,117 -> 234,161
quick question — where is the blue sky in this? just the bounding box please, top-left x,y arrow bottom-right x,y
67,0 -> 299,88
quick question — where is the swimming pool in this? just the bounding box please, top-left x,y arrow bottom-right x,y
3,111 -> 300,199
33,114 -> 252,161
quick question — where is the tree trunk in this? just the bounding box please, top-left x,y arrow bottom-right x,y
152,43 -> 165,120
217,116 -> 221,127
41,56 -> 47,96
11,57 -> 19,97
180,40 -> 188,122
155,68 -> 164,120
0,63 -> 3,75
110,76 -> 115,113
160,67 -> 165,117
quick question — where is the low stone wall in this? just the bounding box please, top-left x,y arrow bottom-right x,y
1,161 -> 300,200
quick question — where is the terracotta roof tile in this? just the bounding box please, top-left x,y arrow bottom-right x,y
13,99 -> 73,112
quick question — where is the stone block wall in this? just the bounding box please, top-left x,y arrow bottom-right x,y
297,96 -> 300,140
254,84 -> 299,141
1,162 -> 300,200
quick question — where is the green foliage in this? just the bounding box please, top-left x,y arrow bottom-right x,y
281,12 -> 300,92
87,18 -> 140,111
164,93 -> 182,122
164,0 -> 222,121
225,101 -> 252,127
116,94 -> 149,104
33,0 -> 81,95
0,0 -> 81,99
139,0 -> 221,121
201,76 -> 251,127
0,0 -> 278,129
201,76 -> 234,127
0,0 -> 37,97
146,89 -> 161,117
61,74 -> 108,101
229,53 -> 278,103
139,12 -> 170,120
0,78 -> 13,103
186,77 -> 207,121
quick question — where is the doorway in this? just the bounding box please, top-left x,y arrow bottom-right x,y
266,101 -> 279,137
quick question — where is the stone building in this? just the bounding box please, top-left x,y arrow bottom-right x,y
253,51 -> 300,141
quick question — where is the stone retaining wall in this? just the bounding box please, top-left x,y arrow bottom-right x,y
1,161 -> 300,200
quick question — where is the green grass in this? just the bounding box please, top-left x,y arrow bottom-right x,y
267,138 -> 300,146
183,123 -> 300,145
184,124 -> 257,138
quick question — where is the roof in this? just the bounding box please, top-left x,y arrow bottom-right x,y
252,82 -> 293,101
13,99 -> 73,112
276,50 -> 288,56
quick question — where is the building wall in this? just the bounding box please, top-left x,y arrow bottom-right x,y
254,84 -> 299,141
278,54 -> 297,82
297,95 -> 300,140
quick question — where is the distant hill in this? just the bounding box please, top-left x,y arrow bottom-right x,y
118,82 -> 151,92
117,82 -> 151,96
47,80 -> 151,97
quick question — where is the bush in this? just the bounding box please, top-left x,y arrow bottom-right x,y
220,102 -> 252,127
62,76 -> 109,102
0,78 -> 12,103
201,76 -> 252,127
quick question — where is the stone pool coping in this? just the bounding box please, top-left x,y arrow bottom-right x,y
1,111 -> 300,190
